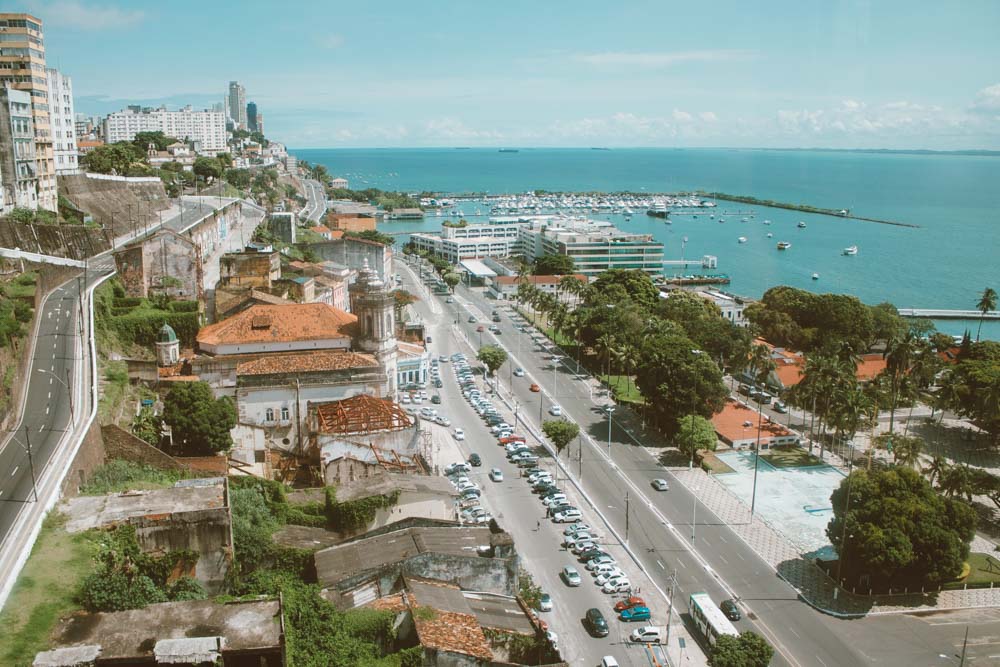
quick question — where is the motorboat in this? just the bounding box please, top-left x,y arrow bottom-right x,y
812,273 -> 820,280
777,241 -> 792,250
763,219 -> 771,225
766,232 -> 774,238
797,221 -> 807,228
843,245 -> 858,255
738,237 -> 747,244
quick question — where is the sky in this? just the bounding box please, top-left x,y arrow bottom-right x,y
31,0 -> 1000,149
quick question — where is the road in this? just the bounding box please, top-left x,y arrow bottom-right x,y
302,179 -> 326,222
401,256 -> 999,666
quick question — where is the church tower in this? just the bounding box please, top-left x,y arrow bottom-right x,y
155,322 -> 180,367
348,259 -> 398,397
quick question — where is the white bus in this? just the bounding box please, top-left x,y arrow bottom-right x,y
689,592 -> 739,646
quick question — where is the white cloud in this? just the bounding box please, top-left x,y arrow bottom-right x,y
31,0 -> 144,30
422,118 -> 502,142
672,109 -> 693,122
317,34 -> 345,49
971,83 -> 1000,114
575,50 -> 753,69
699,111 -> 718,122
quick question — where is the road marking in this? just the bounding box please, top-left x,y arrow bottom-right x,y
718,554 -> 729,565
788,626 -> 800,639
39,425 -> 43,432
735,551 -> 746,561
678,558 -> 687,569
11,466 -> 18,477
718,535 -> 728,543
815,655 -> 827,667
656,560 -> 665,570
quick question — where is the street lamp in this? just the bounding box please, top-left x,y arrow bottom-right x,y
691,486 -> 699,541
5,426 -> 39,502
37,368 -> 73,423
605,405 -> 615,454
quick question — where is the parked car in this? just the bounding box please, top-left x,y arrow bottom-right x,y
585,608 -> 609,637
514,367 -> 525,377
585,556 -> 616,572
560,566 -> 581,587
651,478 -> 669,491
445,462 -> 469,475
619,606 -> 651,623
563,522 -> 590,536
601,658 -> 620,667
529,383 -> 541,392
431,395 -> 441,404
571,540 -> 598,555
468,315 -> 477,323
629,626 -> 663,643
553,509 -> 582,523
614,596 -> 646,612
577,548 -> 609,563
720,598 -> 741,621
594,569 -> 626,586
601,577 -> 631,594
468,453 -> 482,467
517,455 -> 539,467
773,401 -> 788,413
538,593 -> 552,612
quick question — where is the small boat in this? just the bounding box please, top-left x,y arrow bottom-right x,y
777,241 -> 792,250
763,219 -> 771,225
719,217 -> 726,223
766,232 -> 774,238
710,214 -> 715,219
741,217 -> 748,222
812,273 -> 820,280
797,221 -> 807,228
843,245 -> 858,256
738,237 -> 747,244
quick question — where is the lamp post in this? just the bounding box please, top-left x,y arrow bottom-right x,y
4,427 -> 39,502
606,405 -> 615,454
38,368 -> 73,423
691,486 -> 699,541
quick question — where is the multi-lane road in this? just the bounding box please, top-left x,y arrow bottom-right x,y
302,179 -> 327,222
400,256 -> 1000,666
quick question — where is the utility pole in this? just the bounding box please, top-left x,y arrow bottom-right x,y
577,433 -> 583,479
624,491 -> 629,544
22,427 -> 38,502
664,569 -> 678,648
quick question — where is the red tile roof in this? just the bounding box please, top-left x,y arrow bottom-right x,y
712,399 -> 793,446
408,582 -> 493,661
236,351 -> 378,376
197,303 -> 355,348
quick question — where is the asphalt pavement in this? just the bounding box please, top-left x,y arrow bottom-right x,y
302,179 -> 326,222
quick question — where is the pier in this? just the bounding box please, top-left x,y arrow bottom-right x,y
898,308 -> 1000,320
662,255 -> 718,269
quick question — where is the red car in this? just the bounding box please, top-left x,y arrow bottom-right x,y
529,383 -> 541,392
614,596 -> 646,613
476,325 -> 485,332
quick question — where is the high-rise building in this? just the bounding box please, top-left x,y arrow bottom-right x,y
227,81 -> 247,129
246,101 -> 258,133
104,105 -> 227,152
0,13 -> 57,211
256,113 -> 264,135
0,87 -> 39,215
46,68 -> 78,174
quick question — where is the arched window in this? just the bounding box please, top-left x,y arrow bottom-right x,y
281,407 -> 289,421
386,313 -> 392,332
265,408 -> 274,422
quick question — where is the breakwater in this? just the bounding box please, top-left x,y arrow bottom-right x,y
694,192 -> 921,228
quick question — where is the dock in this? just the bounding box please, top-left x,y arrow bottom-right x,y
898,308 -> 1000,320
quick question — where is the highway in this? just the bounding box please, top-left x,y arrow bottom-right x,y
400,256 -> 996,666
302,179 -> 327,222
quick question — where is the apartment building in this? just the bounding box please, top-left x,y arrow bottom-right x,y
0,87 -> 37,214
46,68 -> 77,174
0,13 -> 56,211
228,81 -> 247,129
104,105 -> 227,152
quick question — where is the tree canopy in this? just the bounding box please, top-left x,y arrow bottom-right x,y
675,414 -> 718,458
532,253 -> 575,276
162,381 -> 237,455
477,345 -> 508,376
589,269 -> 659,310
80,142 -> 147,175
826,466 -> 976,587
344,229 -> 395,246
132,131 -> 178,152
542,420 -> 580,456
708,631 -> 774,667
937,341 -> 1000,445
193,156 -> 223,182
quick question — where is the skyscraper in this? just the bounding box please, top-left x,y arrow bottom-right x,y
46,68 -> 78,174
228,81 -> 247,129
247,101 -> 258,133
0,13 -> 57,211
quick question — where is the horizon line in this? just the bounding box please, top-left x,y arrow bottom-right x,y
288,146 -> 1000,155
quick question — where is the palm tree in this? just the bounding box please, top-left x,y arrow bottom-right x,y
922,455 -> 949,486
976,287 -> 997,342
596,333 -> 615,379
884,330 -> 917,439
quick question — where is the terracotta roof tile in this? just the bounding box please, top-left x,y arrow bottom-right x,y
712,399 -> 793,445
237,351 -> 378,376
197,303 -> 355,348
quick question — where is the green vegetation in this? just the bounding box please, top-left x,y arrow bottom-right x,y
130,406 -> 163,446
325,487 -> 401,532
0,272 -> 36,348
542,419 -> 580,456
477,345 -> 508,377
0,513 -> 94,667
675,414 -> 718,460
392,289 -> 418,321
442,271 -> 461,291
442,218 -> 468,228
958,553 -> 1000,586
598,374 -> 645,404
976,287 -> 998,342
81,460 -> 186,495
132,131 -> 178,152
936,340 -> 1000,445
162,381 -> 238,455
327,187 -> 420,212
708,631 -> 774,667
3,207 -> 58,225
96,360 -> 129,424
517,567 -> 544,610
93,279 -> 199,349
827,466 -> 976,588
80,141 -> 152,176
532,253 -> 575,275
344,229 -> 395,246
759,446 -> 823,468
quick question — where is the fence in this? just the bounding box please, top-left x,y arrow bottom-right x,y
84,172 -> 161,184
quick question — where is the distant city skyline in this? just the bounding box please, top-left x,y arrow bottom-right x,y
31,0 -> 1000,149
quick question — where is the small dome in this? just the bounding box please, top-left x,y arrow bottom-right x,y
157,322 -> 178,343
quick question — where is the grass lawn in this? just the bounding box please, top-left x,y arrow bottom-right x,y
701,451 -> 736,474
0,513 -> 95,667
963,553 -> 1000,585
760,445 -> 824,468
599,374 -> 645,405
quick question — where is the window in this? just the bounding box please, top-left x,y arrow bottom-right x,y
281,407 -> 289,421
265,408 -> 274,422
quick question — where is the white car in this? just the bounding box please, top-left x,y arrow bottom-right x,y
435,416 -> 451,427
553,509 -> 582,523
549,405 -> 562,416
571,540 -> 598,555
401,395 -> 411,404
563,522 -> 590,536
454,428 -> 465,441
629,626 -> 663,644
457,481 -> 479,493
594,569 -> 626,586
546,630 -> 558,651
514,367 -> 525,377
543,494 -> 567,508
489,468 -> 504,482
602,578 -> 631,594
563,532 -> 593,547
590,563 -> 619,578
585,556 -> 616,571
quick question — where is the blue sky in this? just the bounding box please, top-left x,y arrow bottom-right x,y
32,0 -> 1000,149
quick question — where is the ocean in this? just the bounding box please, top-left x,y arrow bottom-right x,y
294,148 -> 1000,340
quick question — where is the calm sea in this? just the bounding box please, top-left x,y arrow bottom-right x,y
294,148 -> 1000,340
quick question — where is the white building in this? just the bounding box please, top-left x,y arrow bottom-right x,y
330,177 -> 348,189
517,217 -> 663,278
410,233 -> 515,263
0,87 -> 39,214
228,81 -> 247,130
46,68 -> 78,174
104,105 -> 227,152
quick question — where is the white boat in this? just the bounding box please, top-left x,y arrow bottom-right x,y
741,217 -> 748,222
738,237 -> 747,244
812,273 -> 820,280
777,241 -> 792,250
767,232 -> 774,238
797,221 -> 807,228
719,217 -> 726,223
843,245 -> 858,255
763,219 -> 771,225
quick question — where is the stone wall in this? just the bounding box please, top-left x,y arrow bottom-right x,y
113,230 -> 203,301
58,173 -> 171,239
0,219 -> 109,259
301,238 -> 392,281
60,418 -> 107,499
101,424 -> 187,471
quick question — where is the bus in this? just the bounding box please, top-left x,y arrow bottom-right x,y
688,592 -> 738,646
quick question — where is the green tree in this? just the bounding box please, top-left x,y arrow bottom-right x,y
542,420 -> 580,457
939,343 -> 1000,445
976,287 -> 998,342
344,229 -> 395,245
130,407 -> 163,447
132,131 -> 177,151
80,141 -> 146,174
193,156 -> 222,183
392,289 -> 418,321
675,414 -> 718,460
709,631 -> 774,667
872,432 -> 923,468
590,269 -> 660,310
827,466 -> 976,587
162,381 -> 237,454
477,345 -> 508,377
225,168 -> 252,189
532,253 -> 575,275
443,272 -> 461,292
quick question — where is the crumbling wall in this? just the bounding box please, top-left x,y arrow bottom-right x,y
0,219 -> 109,259
335,553 -> 519,599
301,238 -> 391,280
61,419 -> 107,499
101,424 -> 187,470
130,505 -> 232,593
58,173 -> 170,239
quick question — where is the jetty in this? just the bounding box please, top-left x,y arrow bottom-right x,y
898,308 -> 1000,320
693,191 -> 921,228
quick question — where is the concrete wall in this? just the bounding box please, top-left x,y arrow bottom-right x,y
0,219 -> 110,260
101,424 -> 187,471
113,231 -> 203,301
303,238 -> 392,281
60,418 -> 107,499
337,552 -> 519,599
371,493 -> 455,528
58,172 -> 171,240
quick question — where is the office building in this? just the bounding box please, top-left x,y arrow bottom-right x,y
247,101 -> 258,132
104,105 -> 227,152
517,217 -> 663,278
46,68 -> 77,174
0,86 -> 38,214
228,81 -> 247,129
0,13 -> 56,211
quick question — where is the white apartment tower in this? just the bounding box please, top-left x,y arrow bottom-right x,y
228,81 -> 247,129
46,68 -> 78,174
104,106 -> 227,152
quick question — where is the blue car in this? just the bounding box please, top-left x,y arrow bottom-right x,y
619,606 -> 651,622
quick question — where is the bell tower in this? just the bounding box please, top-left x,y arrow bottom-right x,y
348,259 -> 398,397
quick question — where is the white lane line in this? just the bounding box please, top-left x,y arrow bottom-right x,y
718,535 -> 728,543
678,558 -> 688,569
735,551 -> 746,561
788,626 -> 801,639
11,466 -> 19,477
49,378 -> 53,385
718,554 -> 729,565
38,425 -> 43,432
47,391 -> 51,399
816,655 -> 827,667
45,406 -> 50,415
656,560 -> 665,570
